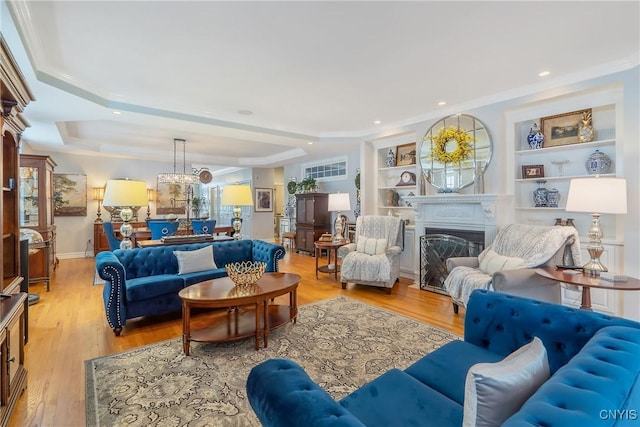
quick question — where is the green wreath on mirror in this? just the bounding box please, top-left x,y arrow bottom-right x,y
287,181 -> 297,195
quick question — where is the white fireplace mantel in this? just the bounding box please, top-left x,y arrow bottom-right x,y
404,194 -> 513,246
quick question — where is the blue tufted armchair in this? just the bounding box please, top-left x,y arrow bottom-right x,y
102,222 -> 122,251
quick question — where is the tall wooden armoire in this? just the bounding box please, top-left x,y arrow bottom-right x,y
294,193 -> 330,255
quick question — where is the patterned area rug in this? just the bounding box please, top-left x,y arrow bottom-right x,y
85,296 -> 459,426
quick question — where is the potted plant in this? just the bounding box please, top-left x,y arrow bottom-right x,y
297,177 -> 317,193
191,196 -> 207,218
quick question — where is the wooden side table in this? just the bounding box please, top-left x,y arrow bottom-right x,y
315,240 -> 348,281
535,267 -> 640,310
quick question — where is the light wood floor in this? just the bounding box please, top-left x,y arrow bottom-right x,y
8,244 -> 464,427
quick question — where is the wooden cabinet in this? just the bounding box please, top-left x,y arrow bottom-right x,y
294,193 -> 330,255
94,221 -> 146,255
0,293 -> 27,427
0,34 -> 32,427
19,154 -> 57,285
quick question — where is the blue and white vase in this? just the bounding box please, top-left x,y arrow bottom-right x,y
547,188 -> 561,208
533,180 -> 548,207
585,150 -> 611,175
527,123 -> 544,149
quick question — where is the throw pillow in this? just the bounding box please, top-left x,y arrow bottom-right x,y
478,248 -> 526,275
356,236 -> 369,253
174,245 -> 217,275
463,337 -> 550,427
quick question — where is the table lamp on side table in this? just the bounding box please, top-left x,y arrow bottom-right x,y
328,192 -> 351,242
102,179 -> 149,250
565,177 -> 627,276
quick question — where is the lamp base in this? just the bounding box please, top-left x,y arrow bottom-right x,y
582,213 -> 607,276
232,206 -> 243,240
119,207 -> 134,250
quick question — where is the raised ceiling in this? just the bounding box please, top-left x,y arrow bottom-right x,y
3,1 -> 639,170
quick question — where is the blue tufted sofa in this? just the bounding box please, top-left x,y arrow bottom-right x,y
96,239 -> 285,336
247,290 -> 640,427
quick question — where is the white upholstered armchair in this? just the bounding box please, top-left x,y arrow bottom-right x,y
338,215 -> 404,294
444,224 -> 581,313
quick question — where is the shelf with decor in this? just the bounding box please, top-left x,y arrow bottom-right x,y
505,87 -> 625,315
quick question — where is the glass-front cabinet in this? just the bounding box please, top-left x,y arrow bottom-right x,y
19,154 -> 57,286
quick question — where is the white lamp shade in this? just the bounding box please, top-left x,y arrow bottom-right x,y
565,177 -> 627,214
221,184 -> 253,206
102,179 -> 149,207
328,193 -> 351,211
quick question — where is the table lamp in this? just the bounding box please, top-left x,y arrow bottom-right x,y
221,184 -> 253,240
102,179 -> 149,249
92,186 -> 105,223
565,177 -> 627,276
328,192 -> 351,241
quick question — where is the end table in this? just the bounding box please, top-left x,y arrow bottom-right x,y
314,240 -> 348,281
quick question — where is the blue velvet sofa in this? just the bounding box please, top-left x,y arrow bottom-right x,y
96,239 -> 285,336
247,290 -> 640,427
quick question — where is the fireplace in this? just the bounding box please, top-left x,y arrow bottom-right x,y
420,228 -> 485,294
404,194 -> 512,291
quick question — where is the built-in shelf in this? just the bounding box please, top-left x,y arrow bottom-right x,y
515,173 -> 615,183
514,139 -> 615,156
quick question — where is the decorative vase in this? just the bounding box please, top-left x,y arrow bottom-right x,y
533,180 -> 548,207
527,123 -> 544,149
546,188 -> 560,208
474,162 -> 485,194
585,150 -> 611,174
385,149 -> 396,167
578,111 -> 595,143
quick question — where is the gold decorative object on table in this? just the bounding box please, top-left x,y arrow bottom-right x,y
226,261 -> 267,286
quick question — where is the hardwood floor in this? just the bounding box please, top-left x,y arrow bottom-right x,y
8,245 -> 464,427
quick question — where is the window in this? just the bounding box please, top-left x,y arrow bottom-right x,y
302,157 -> 348,181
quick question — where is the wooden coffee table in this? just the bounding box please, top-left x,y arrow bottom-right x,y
178,272 -> 301,355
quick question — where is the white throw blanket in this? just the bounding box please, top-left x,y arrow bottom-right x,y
341,252 -> 391,283
444,224 -> 581,306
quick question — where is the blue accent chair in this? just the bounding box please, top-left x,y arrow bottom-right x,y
147,221 -> 179,240
102,222 -> 122,251
192,219 -> 216,235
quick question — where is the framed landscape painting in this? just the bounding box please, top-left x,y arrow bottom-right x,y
54,173 -> 87,216
156,181 -> 187,215
540,108 -> 591,147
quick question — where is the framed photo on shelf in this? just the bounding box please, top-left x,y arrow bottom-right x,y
255,187 -> 273,212
540,108 -> 591,148
396,142 -> 416,166
522,164 -> 545,179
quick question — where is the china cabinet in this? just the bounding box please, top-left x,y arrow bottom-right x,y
0,34 -> 32,427
19,154 -> 57,284
294,193 -> 330,255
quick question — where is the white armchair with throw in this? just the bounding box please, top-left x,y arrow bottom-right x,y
444,223 -> 581,314
338,215 -> 404,294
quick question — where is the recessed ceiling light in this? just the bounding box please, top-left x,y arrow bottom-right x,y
237,110 -> 253,115
538,71 -> 551,77
374,120 -> 381,125
438,101 -> 446,106
308,142 -> 313,145
112,111 -> 121,115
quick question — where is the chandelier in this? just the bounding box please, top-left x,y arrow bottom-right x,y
158,138 -> 200,184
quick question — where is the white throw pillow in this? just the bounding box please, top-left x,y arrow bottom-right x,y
463,337 -> 550,427
174,245 -> 217,275
478,248 -> 526,275
356,236 -> 369,253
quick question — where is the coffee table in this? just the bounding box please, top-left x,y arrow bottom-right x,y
178,272 -> 301,355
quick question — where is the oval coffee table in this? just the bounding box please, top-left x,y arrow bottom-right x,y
178,272 -> 301,355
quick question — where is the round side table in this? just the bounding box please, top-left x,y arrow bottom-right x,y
314,240 -> 348,281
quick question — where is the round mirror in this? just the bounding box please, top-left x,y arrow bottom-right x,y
420,114 -> 492,193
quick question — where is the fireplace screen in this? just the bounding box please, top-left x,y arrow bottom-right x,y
420,231 -> 485,294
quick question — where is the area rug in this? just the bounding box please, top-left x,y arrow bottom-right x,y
85,296 -> 459,427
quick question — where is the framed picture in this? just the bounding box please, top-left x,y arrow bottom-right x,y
255,187 -> 273,212
54,173 -> 87,216
156,181 -> 187,215
521,164 -> 545,179
540,108 -> 591,147
396,142 -> 416,166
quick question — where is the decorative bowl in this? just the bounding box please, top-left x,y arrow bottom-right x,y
226,261 -> 267,286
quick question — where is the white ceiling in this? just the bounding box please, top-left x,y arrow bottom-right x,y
3,1 -> 639,171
